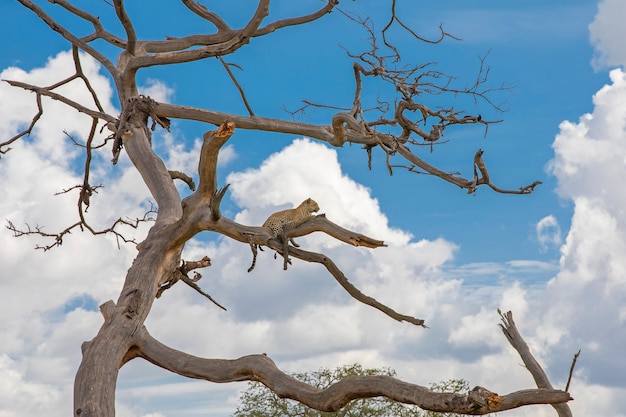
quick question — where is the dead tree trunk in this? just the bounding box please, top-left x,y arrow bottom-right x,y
5,2 -> 573,417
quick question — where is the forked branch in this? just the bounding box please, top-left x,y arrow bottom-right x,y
499,310 -> 574,417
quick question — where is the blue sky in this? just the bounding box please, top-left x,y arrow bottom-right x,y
1,1 -> 626,417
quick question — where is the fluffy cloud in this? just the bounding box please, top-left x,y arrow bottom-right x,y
590,0 -> 626,70
0,51 -> 153,417
543,68 -> 626,393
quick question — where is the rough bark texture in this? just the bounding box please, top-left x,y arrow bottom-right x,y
5,2 -> 572,417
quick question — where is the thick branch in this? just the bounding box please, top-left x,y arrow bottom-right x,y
499,311 -> 573,417
197,121 -> 236,197
134,327 -> 571,415
121,97 -> 181,224
283,214 -> 387,249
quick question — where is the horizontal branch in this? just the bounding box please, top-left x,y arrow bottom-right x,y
134,327 -> 571,415
155,102 -> 336,142
283,214 -> 387,249
154,102 -> 536,195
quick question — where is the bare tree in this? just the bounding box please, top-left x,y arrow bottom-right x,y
3,1 -> 572,416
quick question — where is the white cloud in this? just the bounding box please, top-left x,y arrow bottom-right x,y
590,0 -> 626,70
540,67 -> 626,410
139,79 -> 174,104
0,52 -> 154,417
536,215 -> 562,252
4,48 -> 626,417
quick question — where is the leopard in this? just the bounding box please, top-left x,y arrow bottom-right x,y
262,197 -> 320,238
248,198 -> 320,272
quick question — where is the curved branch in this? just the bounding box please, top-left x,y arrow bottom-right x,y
254,0 -> 338,36
284,245 -> 425,327
470,149 -> 542,195
181,0 -> 231,32
117,1 -> 334,55
169,170 -> 196,191
331,112 -> 364,147
382,0 -> 456,52
134,327 -> 571,415
0,87 -> 43,154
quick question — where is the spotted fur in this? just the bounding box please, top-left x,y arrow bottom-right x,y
262,198 -> 320,237
247,198 -> 320,272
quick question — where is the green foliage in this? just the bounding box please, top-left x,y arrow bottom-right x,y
232,364 -> 474,417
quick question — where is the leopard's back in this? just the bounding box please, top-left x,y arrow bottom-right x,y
262,198 -> 320,237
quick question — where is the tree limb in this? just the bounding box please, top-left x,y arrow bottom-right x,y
134,326 -> 571,415
284,244 -> 425,327
181,0 -> 231,32
120,97 -> 181,224
499,310 -> 573,417
113,0 -> 137,54
565,350 -> 581,393
283,214 -> 387,249
3,79 -> 116,124
197,121 -> 236,197
253,0 -> 338,37
155,102 -> 536,195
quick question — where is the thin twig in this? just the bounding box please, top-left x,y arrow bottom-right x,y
565,350 -> 581,393
217,56 -> 255,116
